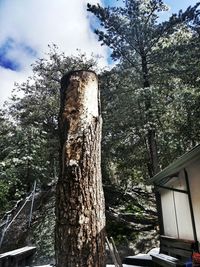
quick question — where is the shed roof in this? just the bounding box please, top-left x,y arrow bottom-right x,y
149,144 -> 200,185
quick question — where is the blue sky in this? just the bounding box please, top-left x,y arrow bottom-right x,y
0,0 -> 107,106
0,0 -> 198,106
103,0 -> 198,10
0,38 -> 37,71
165,0 -> 198,12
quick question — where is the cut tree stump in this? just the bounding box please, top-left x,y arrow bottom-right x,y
55,70 -> 106,267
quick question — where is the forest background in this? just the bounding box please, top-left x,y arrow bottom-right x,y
0,0 -> 200,244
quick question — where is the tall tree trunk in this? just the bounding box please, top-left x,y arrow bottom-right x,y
55,70 -> 106,267
141,55 -> 160,177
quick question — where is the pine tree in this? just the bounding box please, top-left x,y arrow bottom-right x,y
88,0 -> 200,176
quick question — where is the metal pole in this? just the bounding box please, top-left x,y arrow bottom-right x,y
0,214 -> 11,248
29,180 -> 37,227
4,194 -> 31,234
184,168 -> 198,251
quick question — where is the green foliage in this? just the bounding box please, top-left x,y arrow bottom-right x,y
0,45 -> 99,210
90,0 -> 200,183
0,126 -> 49,193
0,180 -> 10,213
123,203 -> 142,214
107,219 -> 138,245
0,0 -> 200,211
88,0 -> 200,177
100,62 -> 200,187
31,197 -> 55,265
87,0 -> 200,68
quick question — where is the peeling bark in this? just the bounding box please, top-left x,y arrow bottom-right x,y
55,71 -> 106,267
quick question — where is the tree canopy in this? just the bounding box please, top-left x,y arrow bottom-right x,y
88,0 -> 200,178
0,1 -> 200,211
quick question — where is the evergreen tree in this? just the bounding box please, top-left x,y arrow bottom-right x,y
88,0 -> 200,177
0,46 -> 98,210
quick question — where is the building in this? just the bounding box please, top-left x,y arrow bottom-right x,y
149,144 -> 200,266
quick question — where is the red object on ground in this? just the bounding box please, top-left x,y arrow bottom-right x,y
193,253 -> 200,266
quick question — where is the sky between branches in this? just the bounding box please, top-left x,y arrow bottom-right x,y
0,0 -> 198,106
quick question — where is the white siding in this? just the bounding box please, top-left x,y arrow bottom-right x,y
160,173 -> 193,239
161,189 -> 178,237
174,190 -> 193,239
187,159 -> 200,242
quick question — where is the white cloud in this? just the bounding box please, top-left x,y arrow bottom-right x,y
0,0 -> 108,107
0,67 -> 31,106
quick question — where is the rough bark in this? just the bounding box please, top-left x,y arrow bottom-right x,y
141,55 -> 160,177
55,70 -> 106,267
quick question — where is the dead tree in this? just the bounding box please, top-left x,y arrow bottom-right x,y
55,70 -> 106,267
